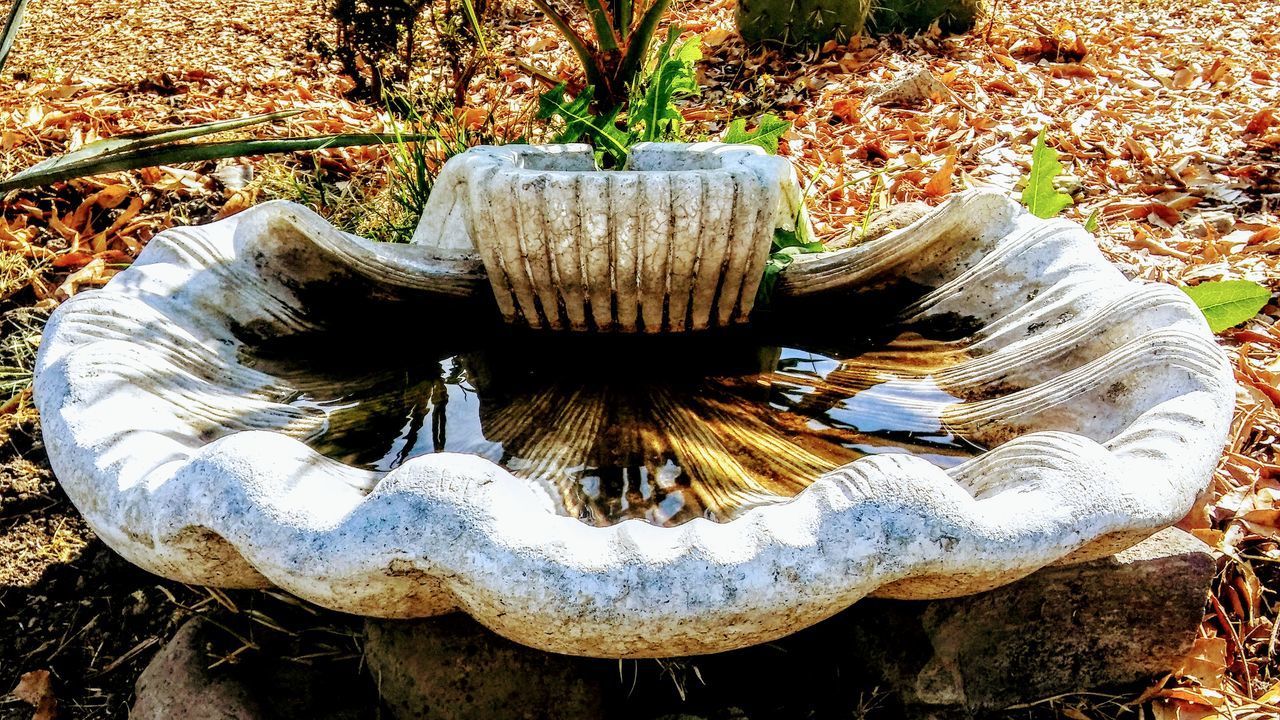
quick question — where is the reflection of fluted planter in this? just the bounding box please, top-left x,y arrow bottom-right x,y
35,180 -> 1234,658
413,143 -> 805,332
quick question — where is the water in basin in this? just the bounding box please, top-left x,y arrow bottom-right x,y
243,320 -> 982,527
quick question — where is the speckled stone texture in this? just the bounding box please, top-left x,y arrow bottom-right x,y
36,186 -> 1233,658
412,142 -> 806,332
360,528 -> 1213,720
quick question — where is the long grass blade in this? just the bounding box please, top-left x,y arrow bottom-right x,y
458,0 -> 490,55
0,133 -> 423,193
15,110 -> 304,179
0,0 -> 31,74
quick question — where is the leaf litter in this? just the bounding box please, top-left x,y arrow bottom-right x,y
1,0 -> 1279,716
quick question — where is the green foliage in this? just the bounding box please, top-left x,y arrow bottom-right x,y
1084,208 -> 1100,233
1022,128 -> 1074,219
538,84 -> 629,163
376,91 -> 490,242
426,0 -> 494,107
723,113 -> 790,153
530,0 -> 674,116
323,0 -> 493,103
538,32 -> 701,168
1182,280 -> 1272,334
629,27 -> 702,143
0,306 -> 45,403
758,207 -> 825,306
0,0 -> 29,75
0,111 -> 423,193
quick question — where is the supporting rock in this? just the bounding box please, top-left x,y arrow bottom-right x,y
360,528 -> 1213,719
131,619 -> 380,720
834,527 -> 1215,715
363,615 -> 615,720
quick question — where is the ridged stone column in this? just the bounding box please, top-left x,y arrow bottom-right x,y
413,142 -> 806,333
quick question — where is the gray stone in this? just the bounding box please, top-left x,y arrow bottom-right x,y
360,529 -> 1213,719
364,615 -> 614,720
829,527 -> 1215,716
131,619 -> 378,720
827,201 -> 933,249
131,620 -> 265,720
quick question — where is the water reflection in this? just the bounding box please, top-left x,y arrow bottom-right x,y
245,326 -> 981,527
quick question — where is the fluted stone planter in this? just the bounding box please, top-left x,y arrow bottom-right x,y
413,143 -> 806,332
35,143 -> 1234,658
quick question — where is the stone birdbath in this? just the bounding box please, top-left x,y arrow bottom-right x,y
34,142 -> 1233,658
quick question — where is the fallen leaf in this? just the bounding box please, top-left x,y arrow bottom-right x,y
924,151 -> 958,197
10,670 -> 58,720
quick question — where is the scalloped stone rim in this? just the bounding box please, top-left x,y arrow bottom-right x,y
34,186 -> 1234,658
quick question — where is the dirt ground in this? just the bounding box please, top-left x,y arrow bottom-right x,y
1,0 -> 1279,716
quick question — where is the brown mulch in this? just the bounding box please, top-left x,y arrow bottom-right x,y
1,0 -> 1279,717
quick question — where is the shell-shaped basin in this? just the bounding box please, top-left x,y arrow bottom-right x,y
34,182 -> 1233,658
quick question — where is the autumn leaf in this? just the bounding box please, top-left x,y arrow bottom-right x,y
1182,279 -> 1271,333
1022,128 -> 1074,219
923,150 -> 958,197
11,670 -> 58,720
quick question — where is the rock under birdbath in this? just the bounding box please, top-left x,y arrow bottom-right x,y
360,528 -> 1214,720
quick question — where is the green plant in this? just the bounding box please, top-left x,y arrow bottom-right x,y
758,154 -> 825,308
867,0 -> 982,36
372,92 -> 483,242
427,0 -> 494,107
1182,279 -> 1271,334
530,0 -> 674,117
0,307 -> 45,404
538,28 -> 701,167
0,111 -> 424,194
325,0 -> 429,99
723,112 -> 790,153
736,0 -> 869,48
0,0 -> 28,74
1021,128 -> 1073,219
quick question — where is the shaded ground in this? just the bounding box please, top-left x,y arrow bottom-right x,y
1,0 -> 1279,716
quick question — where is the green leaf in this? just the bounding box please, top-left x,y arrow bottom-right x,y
538,84 -> 597,140
755,252 -> 793,308
615,0 -> 673,98
0,131 -> 418,193
537,83 -> 629,166
1084,208 -> 1100,233
0,0 -> 28,74
629,30 -> 701,143
723,113 -> 791,154
1182,280 -> 1271,334
4,110 -> 303,186
1022,128 -> 1073,219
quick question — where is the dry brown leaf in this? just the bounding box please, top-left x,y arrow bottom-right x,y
923,151 -> 958,197
10,670 -> 58,720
